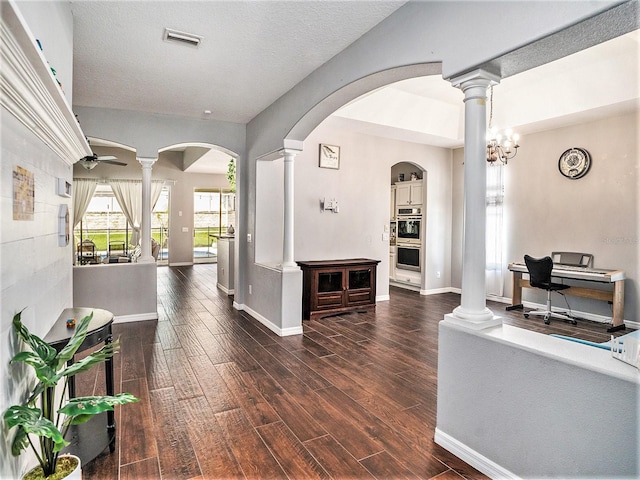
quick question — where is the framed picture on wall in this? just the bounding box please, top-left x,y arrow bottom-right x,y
13,166 -> 34,220
319,144 -> 340,169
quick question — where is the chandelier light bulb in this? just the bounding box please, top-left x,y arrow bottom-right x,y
485,85 -> 521,165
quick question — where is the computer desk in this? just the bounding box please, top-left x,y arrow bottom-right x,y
507,262 -> 626,332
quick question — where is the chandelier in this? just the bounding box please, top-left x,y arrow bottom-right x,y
486,86 -> 520,165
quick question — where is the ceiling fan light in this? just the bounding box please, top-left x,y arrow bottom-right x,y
79,160 -> 97,170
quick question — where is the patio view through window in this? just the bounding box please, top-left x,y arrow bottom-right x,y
194,189 -> 236,263
74,184 -> 170,264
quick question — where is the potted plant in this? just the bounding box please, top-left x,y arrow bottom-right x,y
3,310 -> 138,479
226,158 -> 236,193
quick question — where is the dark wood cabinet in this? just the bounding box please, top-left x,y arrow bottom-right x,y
298,258 -> 380,320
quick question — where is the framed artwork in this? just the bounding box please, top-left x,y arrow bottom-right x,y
13,166 -> 34,220
319,144 -> 340,170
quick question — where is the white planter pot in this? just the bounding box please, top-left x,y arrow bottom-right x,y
23,454 -> 82,480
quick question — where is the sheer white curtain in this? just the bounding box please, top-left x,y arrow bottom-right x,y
486,164 -> 505,297
72,178 -> 98,228
109,180 -> 164,246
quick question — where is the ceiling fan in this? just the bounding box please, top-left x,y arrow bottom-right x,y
78,153 -> 127,170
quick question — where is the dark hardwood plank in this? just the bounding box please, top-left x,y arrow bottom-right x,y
256,421 -> 330,479
120,458 -> 161,480
149,387 -> 200,479
360,450 -> 418,479
244,367 -> 327,442
181,395 -> 245,479
215,408 -> 287,479
215,362 -> 280,427
303,434 -> 376,479
142,342 -> 173,390
163,348 -> 204,400
120,377 -> 157,466
82,265 -> 622,480
186,355 -> 238,413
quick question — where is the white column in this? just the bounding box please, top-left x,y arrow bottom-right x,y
138,157 -> 157,263
282,149 -> 298,270
446,69 -> 502,330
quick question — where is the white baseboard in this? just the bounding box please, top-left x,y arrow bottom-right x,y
389,280 -> 420,292
234,303 -> 303,337
434,428 -> 519,480
519,300 -> 632,326
168,262 -> 193,267
113,312 -> 158,324
420,287 -> 454,296
376,294 -> 390,302
487,295 -> 511,304
217,283 -> 234,295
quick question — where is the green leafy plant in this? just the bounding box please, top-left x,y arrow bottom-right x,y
3,310 -> 138,477
226,158 -> 236,193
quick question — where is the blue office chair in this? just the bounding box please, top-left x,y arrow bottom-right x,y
523,255 -> 576,325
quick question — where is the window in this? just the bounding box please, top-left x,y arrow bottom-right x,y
193,189 -> 236,263
74,184 -> 170,263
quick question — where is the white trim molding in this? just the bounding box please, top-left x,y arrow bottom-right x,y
113,312 -> 159,324
434,428 -> 519,480
1,1 -> 91,165
234,302 -> 303,337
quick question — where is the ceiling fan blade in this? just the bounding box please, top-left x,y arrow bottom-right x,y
96,155 -> 118,161
99,159 -> 128,166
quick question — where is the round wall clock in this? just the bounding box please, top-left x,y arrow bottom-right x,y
558,147 -> 591,179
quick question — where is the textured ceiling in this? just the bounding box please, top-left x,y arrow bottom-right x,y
70,0 -> 406,123
70,2 -> 638,172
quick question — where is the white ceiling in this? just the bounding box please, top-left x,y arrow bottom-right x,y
70,1 -> 406,123
70,2 -> 639,172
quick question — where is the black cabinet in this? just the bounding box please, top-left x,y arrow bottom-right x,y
44,308 -> 116,464
298,259 -> 380,320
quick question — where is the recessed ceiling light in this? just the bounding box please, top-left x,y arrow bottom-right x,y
204,110 -> 212,115
163,27 -> 202,48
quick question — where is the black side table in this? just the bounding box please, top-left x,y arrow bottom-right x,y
44,307 -> 116,464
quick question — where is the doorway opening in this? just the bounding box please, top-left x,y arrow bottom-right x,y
193,189 -> 236,264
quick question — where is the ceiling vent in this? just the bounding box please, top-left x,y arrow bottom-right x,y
163,28 -> 202,48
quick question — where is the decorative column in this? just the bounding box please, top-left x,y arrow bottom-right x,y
282,149 -> 298,270
446,69 -> 502,330
138,157 -> 157,263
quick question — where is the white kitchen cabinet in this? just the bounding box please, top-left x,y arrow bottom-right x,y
395,180 -> 423,207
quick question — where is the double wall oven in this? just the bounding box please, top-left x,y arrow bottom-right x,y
396,207 -> 422,271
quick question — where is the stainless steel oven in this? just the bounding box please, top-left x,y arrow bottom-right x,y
396,216 -> 421,244
396,244 -> 421,271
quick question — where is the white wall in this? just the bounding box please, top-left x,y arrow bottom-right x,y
243,0 -> 631,327
504,112 -> 639,322
1,108 -> 75,480
437,321 -> 639,478
451,111 -> 639,323
1,2 -> 76,476
253,117 -> 452,303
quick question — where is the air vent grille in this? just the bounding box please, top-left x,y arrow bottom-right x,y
163,28 -> 202,47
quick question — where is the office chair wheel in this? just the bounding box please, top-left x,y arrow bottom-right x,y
524,313 -> 529,319
544,315 -> 551,325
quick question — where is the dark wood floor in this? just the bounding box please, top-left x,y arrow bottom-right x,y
77,264 -> 623,480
